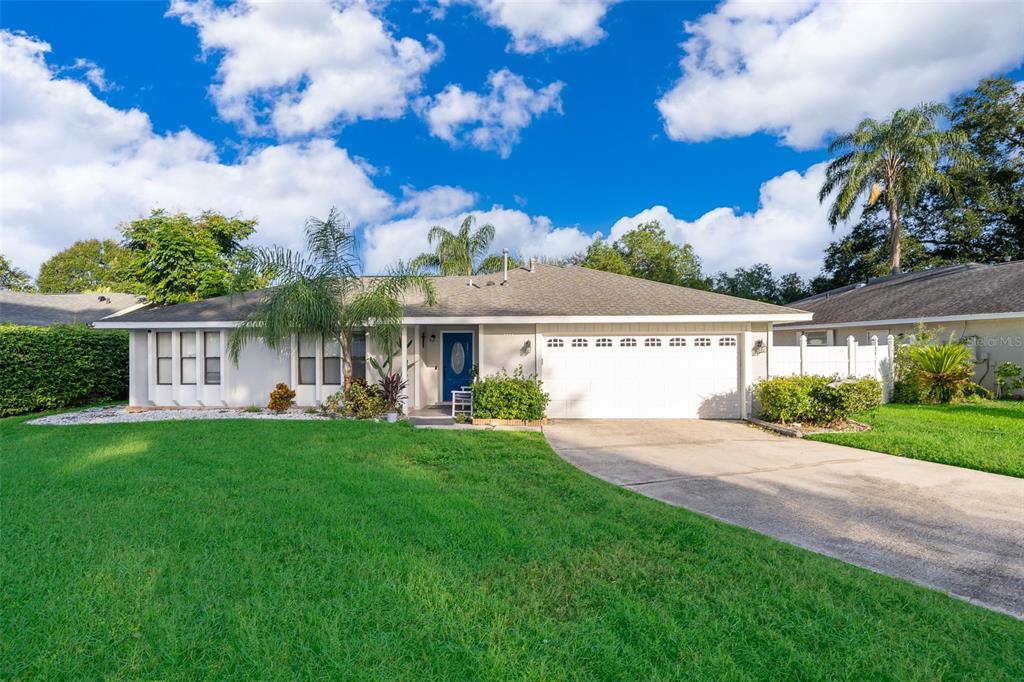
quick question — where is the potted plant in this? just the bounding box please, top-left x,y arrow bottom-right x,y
378,372 -> 407,422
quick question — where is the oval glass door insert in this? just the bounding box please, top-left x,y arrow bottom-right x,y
450,342 -> 466,374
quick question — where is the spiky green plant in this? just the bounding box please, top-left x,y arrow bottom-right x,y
819,103 -> 972,273
909,342 -> 975,403
229,208 -> 436,393
411,215 -> 516,276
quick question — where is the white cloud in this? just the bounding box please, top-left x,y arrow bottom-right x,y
363,206 -> 592,273
610,163 -> 841,278
0,30 -> 585,280
168,0 -> 442,137
69,58 -> 111,90
417,69 -> 563,157
0,30 -> 392,274
465,0 -> 617,53
657,0 -> 1024,148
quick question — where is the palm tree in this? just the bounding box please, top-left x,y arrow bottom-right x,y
229,208 -> 436,393
411,215 -> 514,276
818,103 -> 970,273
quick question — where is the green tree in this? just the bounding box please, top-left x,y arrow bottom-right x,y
939,77 -> 1023,261
578,221 -> 708,288
819,103 -> 971,274
411,215 -> 514,276
0,254 -> 33,291
36,239 -> 132,293
229,209 -> 437,394
713,264 -> 810,304
577,237 -> 629,275
120,210 -> 265,304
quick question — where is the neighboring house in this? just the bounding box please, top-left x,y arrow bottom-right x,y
775,261 -> 1024,391
94,263 -> 811,418
0,291 -> 143,326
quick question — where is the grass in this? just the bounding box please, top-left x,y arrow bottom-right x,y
2,416 -> 1022,680
808,400 -> 1024,478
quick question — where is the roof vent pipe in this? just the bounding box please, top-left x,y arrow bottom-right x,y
503,248 -> 509,283
529,257 -> 536,273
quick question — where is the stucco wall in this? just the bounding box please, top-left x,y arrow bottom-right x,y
775,317 -> 1024,391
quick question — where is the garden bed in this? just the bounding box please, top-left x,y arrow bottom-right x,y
472,417 -> 549,427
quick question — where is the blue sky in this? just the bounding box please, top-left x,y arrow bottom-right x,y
2,0 -> 1022,278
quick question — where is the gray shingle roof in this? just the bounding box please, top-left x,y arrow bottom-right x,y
778,261 -> 1024,328
98,265 -> 807,325
0,292 -> 143,326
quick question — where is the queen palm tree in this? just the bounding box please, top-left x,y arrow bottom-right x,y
229,208 -> 436,393
411,215 -> 514,276
819,103 -> 970,273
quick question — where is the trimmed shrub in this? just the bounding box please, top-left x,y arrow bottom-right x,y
0,323 -> 129,416
754,374 -> 882,425
345,378 -> 386,419
472,367 -> 549,420
995,362 -> 1023,399
267,383 -> 296,412
753,375 -> 827,424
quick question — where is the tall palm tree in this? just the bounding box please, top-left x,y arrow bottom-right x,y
411,215 -> 514,276
229,208 -> 436,393
819,103 -> 970,273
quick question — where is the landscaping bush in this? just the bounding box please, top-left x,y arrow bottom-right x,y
754,375 -> 882,425
472,367 -> 549,420
267,383 -> 296,412
963,383 -> 994,401
345,378 -> 386,419
810,377 -> 883,424
0,323 -> 129,416
909,343 -> 975,403
753,375 -> 827,424
995,362 -> 1023,399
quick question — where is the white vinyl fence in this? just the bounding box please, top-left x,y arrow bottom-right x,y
769,334 -> 896,401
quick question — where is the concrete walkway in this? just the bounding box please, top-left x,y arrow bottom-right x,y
544,420 -> 1024,619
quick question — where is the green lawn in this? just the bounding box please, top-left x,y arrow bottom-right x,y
2,417 -> 1022,680
808,400 -> 1024,478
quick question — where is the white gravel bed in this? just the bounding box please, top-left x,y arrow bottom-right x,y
27,405 -> 335,426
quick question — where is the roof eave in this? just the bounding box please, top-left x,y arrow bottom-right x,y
95,312 -> 814,329
776,311 -> 1024,330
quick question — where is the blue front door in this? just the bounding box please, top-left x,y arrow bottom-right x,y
442,332 -> 473,402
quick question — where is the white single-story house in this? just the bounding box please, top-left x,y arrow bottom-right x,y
94,263 -> 812,419
775,261 -> 1024,392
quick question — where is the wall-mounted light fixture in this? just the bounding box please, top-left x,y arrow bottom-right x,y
752,339 -> 766,355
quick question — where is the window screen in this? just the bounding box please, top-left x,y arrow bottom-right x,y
204,331 -> 221,384
298,334 -> 316,385
180,332 -> 197,384
323,337 -> 341,385
156,332 -> 172,385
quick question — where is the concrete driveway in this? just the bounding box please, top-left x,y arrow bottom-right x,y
544,419 -> 1024,619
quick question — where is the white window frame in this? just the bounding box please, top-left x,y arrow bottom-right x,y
156,332 -> 172,385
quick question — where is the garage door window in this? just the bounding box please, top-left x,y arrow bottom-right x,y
644,338 -> 661,347
694,337 -> 711,347
719,337 -> 737,347
669,337 -> 686,347
620,338 -> 637,347
547,338 -> 564,348
571,338 -> 588,348
595,338 -> 612,347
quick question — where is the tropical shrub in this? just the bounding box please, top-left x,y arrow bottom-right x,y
995,362 -> 1023,398
909,343 -> 975,403
345,378 -> 386,419
472,367 -> 549,420
754,375 -> 882,425
319,390 -> 345,418
962,383 -> 995,402
267,383 -> 296,412
891,325 -> 939,403
378,373 -> 407,415
0,324 -> 129,416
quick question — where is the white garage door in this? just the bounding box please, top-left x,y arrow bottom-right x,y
542,334 -> 740,419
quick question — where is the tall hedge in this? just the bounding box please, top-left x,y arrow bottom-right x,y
0,324 -> 129,416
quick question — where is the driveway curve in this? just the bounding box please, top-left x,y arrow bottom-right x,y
544,419 -> 1024,619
